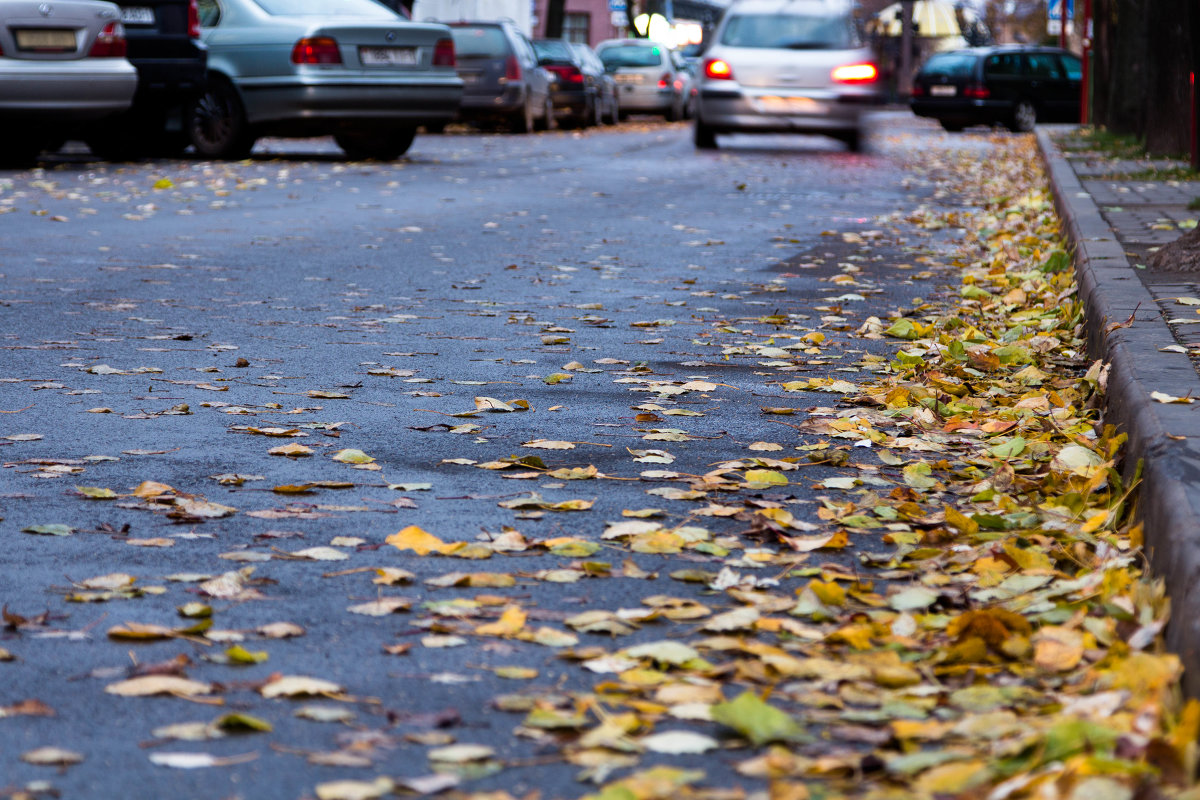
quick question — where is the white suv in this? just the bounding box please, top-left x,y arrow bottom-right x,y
692,0 -> 880,151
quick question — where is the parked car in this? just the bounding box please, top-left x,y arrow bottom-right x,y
569,41 -> 618,125
85,0 -> 209,158
532,38 -> 609,127
189,0 -> 462,160
448,21 -> 553,133
690,0 -> 880,151
910,45 -> 1082,133
595,38 -> 686,121
0,0 -> 139,165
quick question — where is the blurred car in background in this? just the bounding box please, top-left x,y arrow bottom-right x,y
569,41 -> 618,125
595,38 -> 686,121
449,20 -> 553,133
910,45 -> 1081,132
691,0 -> 880,151
190,0 -> 462,160
0,0 -> 138,165
533,37 -> 612,127
85,0 -> 209,158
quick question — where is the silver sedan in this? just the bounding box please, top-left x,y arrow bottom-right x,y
191,0 -> 462,159
692,0 -> 881,152
0,0 -> 138,165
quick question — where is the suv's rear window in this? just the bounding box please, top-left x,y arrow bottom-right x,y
253,0 -> 396,16
534,39 -> 573,62
919,52 -> 975,79
718,13 -> 855,49
451,26 -> 509,58
598,44 -> 663,68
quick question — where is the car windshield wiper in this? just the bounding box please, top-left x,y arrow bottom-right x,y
780,40 -> 832,49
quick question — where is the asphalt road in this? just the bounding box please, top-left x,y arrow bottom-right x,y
1,114 -> 980,798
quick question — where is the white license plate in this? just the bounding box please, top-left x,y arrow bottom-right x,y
360,46 -> 417,66
121,6 -> 155,24
930,85 -> 957,96
756,95 -> 823,114
15,29 -> 76,50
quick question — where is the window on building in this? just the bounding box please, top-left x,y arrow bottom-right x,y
563,13 -> 590,43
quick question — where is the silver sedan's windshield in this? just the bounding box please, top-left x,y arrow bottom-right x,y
252,0 -> 396,17
719,13 -> 856,49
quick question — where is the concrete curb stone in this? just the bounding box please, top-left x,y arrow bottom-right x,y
1037,128 -> 1200,695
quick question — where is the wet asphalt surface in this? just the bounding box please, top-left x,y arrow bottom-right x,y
0,113 -> 988,798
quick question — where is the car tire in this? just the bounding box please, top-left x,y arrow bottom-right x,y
189,77 -> 255,159
335,128 -> 417,161
837,128 -> 864,153
665,100 -> 680,122
0,139 -> 42,168
511,96 -> 536,134
939,120 -> 966,133
1009,100 -> 1036,133
608,97 -> 620,125
694,119 -> 717,149
536,96 -> 557,132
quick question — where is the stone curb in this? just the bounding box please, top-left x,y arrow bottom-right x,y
1037,128 -> 1200,695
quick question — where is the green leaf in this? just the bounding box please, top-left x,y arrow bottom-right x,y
22,524 -> 75,536
710,691 -> 806,745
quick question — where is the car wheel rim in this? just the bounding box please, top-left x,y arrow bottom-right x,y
1016,102 -> 1035,131
194,89 -> 235,149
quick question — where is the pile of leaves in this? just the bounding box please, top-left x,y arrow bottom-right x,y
6,135 -> 1198,800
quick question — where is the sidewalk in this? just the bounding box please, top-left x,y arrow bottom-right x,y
1038,128 -> 1200,694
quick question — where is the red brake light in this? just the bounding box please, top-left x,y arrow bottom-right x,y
433,36 -> 455,66
910,84 -> 926,97
547,65 -> 583,84
504,54 -> 521,82
188,0 -> 201,38
831,62 -> 878,84
704,58 -> 733,80
291,37 -> 341,65
88,21 -> 127,58
657,71 -> 670,89
964,84 -> 990,99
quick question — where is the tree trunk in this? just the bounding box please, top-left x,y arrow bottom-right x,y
1104,0 -> 1148,136
1143,0 -> 1192,155
544,0 -> 564,39
1149,227 -> 1200,272
1091,0 -> 1114,126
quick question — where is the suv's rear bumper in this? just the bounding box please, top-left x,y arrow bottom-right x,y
911,98 -> 1008,125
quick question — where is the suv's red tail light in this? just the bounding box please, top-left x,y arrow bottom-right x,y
88,21 -> 127,58
910,84 -> 926,97
657,71 -> 670,89
831,62 -> 878,84
704,58 -> 733,80
432,37 -> 455,66
292,37 -> 341,65
964,84 -> 990,99
188,0 -> 201,38
547,64 -> 583,84
504,54 -> 521,82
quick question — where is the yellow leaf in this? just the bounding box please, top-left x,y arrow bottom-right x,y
475,605 -> 526,637
332,449 -> 374,464
131,481 -> 175,499
268,443 -> 314,457
744,469 -> 788,486
76,486 -> 117,499
385,525 -> 450,556
1033,626 -> 1084,672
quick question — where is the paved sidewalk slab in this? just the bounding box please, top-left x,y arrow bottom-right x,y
1039,128 -> 1200,695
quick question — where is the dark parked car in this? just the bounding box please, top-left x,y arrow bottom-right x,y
532,38 -> 611,127
83,0 -> 208,158
448,21 -> 553,133
910,45 -> 1082,132
569,42 -> 618,125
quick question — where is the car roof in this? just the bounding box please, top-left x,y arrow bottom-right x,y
722,0 -> 854,14
936,44 -> 1072,56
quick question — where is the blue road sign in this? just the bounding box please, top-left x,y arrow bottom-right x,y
1048,0 -> 1075,21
